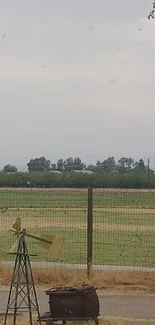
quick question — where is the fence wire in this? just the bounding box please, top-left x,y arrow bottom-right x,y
0,188 -> 87,268
0,188 -> 155,271
93,189 -> 155,270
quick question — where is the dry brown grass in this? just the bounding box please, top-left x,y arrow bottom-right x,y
0,315 -> 38,325
0,264 -> 155,293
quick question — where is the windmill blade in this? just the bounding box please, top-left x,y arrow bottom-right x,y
9,239 -> 19,253
39,234 -> 65,254
12,217 -> 22,232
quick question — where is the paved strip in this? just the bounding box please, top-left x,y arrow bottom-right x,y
104,317 -> 155,324
1,260 -> 155,273
0,288 -> 155,321
99,294 -> 155,319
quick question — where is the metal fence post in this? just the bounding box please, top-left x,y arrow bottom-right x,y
148,158 -> 150,189
87,187 -> 93,278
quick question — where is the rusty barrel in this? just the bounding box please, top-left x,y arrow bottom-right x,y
45,284 -> 100,319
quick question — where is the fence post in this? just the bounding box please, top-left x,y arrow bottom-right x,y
148,158 -> 150,189
87,187 -> 93,278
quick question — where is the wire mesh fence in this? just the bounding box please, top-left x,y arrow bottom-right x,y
0,188 -> 87,267
0,188 -> 155,272
93,189 -> 155,270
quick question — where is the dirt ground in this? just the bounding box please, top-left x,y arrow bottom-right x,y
3,206 -> 155,213
0,216 -> 155,232
1,187 -> 155,193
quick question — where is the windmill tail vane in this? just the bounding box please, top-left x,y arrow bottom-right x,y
10,217 -> 22,238
9,217 -> 65,253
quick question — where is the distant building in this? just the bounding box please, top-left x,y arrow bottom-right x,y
73,170 -> 94,174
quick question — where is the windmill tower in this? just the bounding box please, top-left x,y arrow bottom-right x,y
4,217 -> 65,325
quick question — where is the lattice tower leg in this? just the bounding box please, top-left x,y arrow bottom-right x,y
4,234 -> 41,325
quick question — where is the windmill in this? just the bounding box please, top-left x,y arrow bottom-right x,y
4,217 -> 65,325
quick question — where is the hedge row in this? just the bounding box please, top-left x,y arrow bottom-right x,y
0,171 -> 152,188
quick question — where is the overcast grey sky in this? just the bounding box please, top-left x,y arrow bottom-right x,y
0,0 -> 155,170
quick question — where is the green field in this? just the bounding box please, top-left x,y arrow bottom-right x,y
0,188 -> 155,268
0,189 -> 155,207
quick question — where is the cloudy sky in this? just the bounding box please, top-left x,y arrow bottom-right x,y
0,0 -> 155,170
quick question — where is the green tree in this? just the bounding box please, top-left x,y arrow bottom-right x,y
27,157 -> 51,172
87,164 -> 97,172
51,163 -> 57,171
95,157 -> 116,173
117,157 -> 134,173
102,157 -> 116,172
56,159 -> 64,172
96,160 -> 104,172
126,157 -> 134,171
73,157 -> 85,170
63,157 -> 85,171
148,0 -> 155,19
137,159 -> 146,172
3,164 -> 18,172
63,157 -> 74,171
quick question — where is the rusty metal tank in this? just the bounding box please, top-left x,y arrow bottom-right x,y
45,284 -> 100,320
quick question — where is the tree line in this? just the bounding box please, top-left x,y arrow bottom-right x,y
0,170 -> 153,188
2,156 -> 149,173
0,156 -> 153,189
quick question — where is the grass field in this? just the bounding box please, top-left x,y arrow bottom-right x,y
0,188 -> 155,268
1,188 -> 155,207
